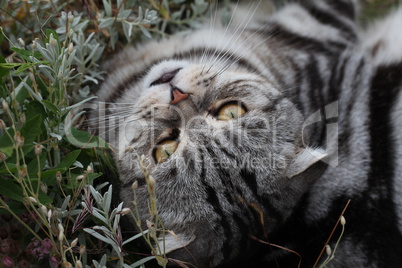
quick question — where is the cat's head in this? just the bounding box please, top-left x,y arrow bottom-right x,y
94,49 -> 327,265
96,56 -> 327,266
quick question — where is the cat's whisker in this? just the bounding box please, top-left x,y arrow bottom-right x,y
90,115 -> 144,135
212,21 -> 275,78
199,1 -> 220,73
219,22 -> 272,72
203,0 -> 246,74
206,0 -> 261,74
91,108 -> 133,114
200,0 -> 241,74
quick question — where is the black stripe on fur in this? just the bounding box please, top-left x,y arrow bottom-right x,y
306,6 -> 356,41
200,144 -> 234,261
260,24 -> 347,55
325,0 -> 356,20
366,62 -> 402,265
239,169 -> 284,226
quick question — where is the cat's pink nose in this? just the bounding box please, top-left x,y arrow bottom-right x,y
170,87 -> 188,105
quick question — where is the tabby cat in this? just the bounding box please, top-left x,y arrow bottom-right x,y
93,0 -> 402,267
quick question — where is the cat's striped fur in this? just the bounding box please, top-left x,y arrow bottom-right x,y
94,0 -> 402,267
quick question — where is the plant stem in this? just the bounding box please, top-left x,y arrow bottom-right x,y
0,198 -> 43,241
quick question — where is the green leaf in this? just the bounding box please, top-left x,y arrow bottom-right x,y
65,127 -> 107,148
42,150 -> 81,185
27,153 -> 47,177
0,128 -> 15,156
84,227 -> 114,245
0,42 -> 9,77
62,96 -> 97,112
14,77 -> 30,104
41,168 -> 65,179
25,101 -> 47,122
10,47 -> 43,62
64,172 -> 103,189
0,200 -> 26,215
0,63 -> 23,69
20,115 -> 43,154
41,168 -> 66,185
0,67 -> 9,78
38,191 -> 53,205
55,150 -> 81,170
123,230 -> 149,246
14,61 -> 46,75
0,179 -> 24,202
41,100 -> 60,114
35,76 -> 49,98
130,256 -> 157,267
0,162 -> 17,174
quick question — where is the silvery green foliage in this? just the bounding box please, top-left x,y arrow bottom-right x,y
72,31 -> 105,87
56,11 -> 90,41
89,254 -> 107,268
35,35 -> 77,89
83,184 -> 154,267
99,1 -> 159,46
83,185 -> 123,254
0,0 -> 216,267
55,11 -> 105,101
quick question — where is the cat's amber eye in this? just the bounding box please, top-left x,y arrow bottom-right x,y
216,102 -> 247,121
153,139 -> 179,163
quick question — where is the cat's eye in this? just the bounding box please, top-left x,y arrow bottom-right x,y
216,102 -> 247,121
153,139 -> 179,163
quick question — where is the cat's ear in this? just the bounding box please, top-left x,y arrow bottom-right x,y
286,147 -> 327,179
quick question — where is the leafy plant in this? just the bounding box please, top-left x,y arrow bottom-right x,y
0,0 -> 213,267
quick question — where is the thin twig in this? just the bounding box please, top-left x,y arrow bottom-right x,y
313,199 -> 351,268
251,235 -> 302,268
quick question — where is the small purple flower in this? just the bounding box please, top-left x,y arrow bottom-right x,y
49,256 -> 58,267
2,256 -> 13,268
42,238 -> 53,251
25,238 -> 42,259
32,238 -> 41,248
25,237 -> 55,260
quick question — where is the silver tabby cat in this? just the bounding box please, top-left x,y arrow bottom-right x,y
93,0 -> 402,267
